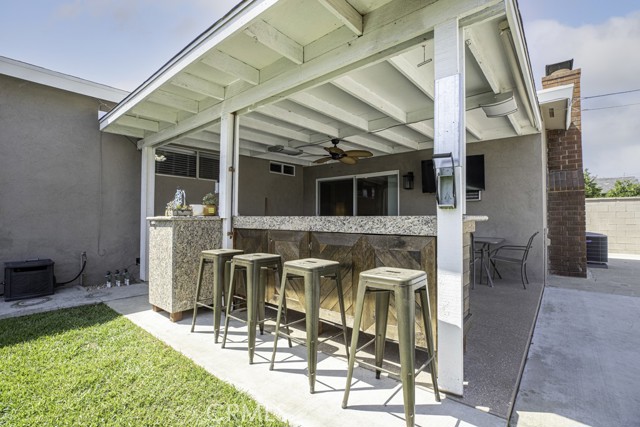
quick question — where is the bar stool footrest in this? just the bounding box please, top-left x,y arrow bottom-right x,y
356,337 -> 376,354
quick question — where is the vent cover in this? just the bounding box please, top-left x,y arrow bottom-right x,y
466,190 -> 482,201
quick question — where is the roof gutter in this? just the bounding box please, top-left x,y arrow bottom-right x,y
501,0 -> 542,131
99,0 -> 280,132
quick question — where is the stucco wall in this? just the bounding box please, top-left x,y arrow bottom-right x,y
0,74 -> 140,287
302,133 -> 546,280
586,198 -> 640,255
466,135 -> 546,281
237,156 -> 304,216
154,175 -> 216,215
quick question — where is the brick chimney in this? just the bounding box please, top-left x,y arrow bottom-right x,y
542,60 -> 587,277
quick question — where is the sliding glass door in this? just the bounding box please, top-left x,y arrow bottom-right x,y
317,171 -> 399,216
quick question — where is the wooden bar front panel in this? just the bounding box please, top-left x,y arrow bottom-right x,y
234,228 -> 437,348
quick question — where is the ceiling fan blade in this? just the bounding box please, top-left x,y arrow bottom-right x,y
339,156 -> 358,165
313,157 -> 333,164
344,150 -> 373,158
325,146 -> 344,155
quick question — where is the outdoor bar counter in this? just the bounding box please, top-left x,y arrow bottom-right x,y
233,215 -> 486,346
147,216 -> 223,321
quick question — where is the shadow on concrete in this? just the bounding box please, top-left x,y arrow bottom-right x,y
452,272 -> 544,419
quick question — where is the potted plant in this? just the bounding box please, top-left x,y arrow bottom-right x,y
202,192 -> 218,216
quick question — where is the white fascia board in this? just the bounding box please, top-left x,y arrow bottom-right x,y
99,0 -> 280,131
505,0 -> 542,131
537,83 -> 574,130
0,56 -> 128,103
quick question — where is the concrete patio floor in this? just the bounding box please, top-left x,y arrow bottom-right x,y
105,294 -> 504,427
4,254 -> 638,426
511,255 -> 640,427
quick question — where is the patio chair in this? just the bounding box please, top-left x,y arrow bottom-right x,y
490,231 -> 539,289
470,233 -> 491,288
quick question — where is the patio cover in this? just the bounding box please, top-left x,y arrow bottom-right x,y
99,0 -> 542,396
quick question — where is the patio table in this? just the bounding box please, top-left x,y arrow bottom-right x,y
473,236 -> 505,287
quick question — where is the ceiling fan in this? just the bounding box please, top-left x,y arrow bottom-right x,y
313,138 -> 373,165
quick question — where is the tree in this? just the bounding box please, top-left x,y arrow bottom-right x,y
606,179 -> 640,198
584,169 -> 603,198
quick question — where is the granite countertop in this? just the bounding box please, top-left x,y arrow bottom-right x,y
233,215 -> 487,236
147,216 -> 223,221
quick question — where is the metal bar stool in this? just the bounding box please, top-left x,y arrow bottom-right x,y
221,253 -> 287,364
269,258 -> 350,393
191,249 -> 244,343
342,267 -> 440,427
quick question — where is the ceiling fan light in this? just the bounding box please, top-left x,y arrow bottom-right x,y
266,145 -> 303,156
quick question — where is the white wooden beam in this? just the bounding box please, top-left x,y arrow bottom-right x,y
139,147 -> 155,281
131,103 -> 178,124
258,104 -> 339,136
375,129 -> 420,150
506,113 -> 523,135
289,91 -> 369,131
103,124 -> 145,139
304,26 -> 359,62
333,75 -> 407,123
135,0 -> 501,148
244,20 -> 304,65
174,137 -> 220,151
219,113 -> 237,248
239,128 -> 292,147
317,0 -> 363,35
118,115 -> 159,133
388,52 -> 435,99
408,122 -> 434,140
149,90 -> 199,114
388,49 -> 487,140
465,32 -> 501,94
170,73 -> 225,100
240,114 -> 312,143
99,0 -> 278,129
434,17 -> 466,397
184,130 -> 220,143
201,50 -> 260,85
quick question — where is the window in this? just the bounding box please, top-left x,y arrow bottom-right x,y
155,146 -> 219,181
269,161 -> 296,176
198,151 -> 220,180
317,171 -> 399,216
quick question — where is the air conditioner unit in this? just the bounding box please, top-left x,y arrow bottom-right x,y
4,259 -> 55,301
586,232 -> 608,266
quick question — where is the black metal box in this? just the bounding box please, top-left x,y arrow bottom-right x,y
4,259 -> 55,301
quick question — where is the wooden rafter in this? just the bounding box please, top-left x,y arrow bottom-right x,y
244,20 -> 303,65
317,0 -> 363,35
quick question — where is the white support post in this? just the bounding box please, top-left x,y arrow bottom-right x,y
139,146 -> 155,281
434,18 -> 466,396
219,113 -> 238,248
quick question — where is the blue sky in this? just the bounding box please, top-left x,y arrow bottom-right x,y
2,0 -> 638,178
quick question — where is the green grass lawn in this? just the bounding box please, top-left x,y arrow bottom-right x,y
0,304 -> 288,427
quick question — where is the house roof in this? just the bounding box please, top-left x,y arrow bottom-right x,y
537,83 -> 573,131
595,176 -> 639,194
99,0 -> 542,166
0,56 -> 128,104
